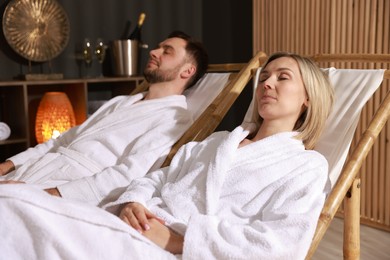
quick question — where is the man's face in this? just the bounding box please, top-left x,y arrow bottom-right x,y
143,37 -> 188,83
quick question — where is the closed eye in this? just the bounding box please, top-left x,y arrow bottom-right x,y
258,73 -> 269,83
258,77 -> 268,83
162,45 -> 174,55
152,44 -> 174,55
278,72 -> 291,80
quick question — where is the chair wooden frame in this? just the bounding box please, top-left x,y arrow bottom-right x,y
205,53 -> 390,259
305,54 -> 390,259
194,53 -> 390,259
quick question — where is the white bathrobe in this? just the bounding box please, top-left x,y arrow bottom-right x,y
1,93 -> 192,206
0,125 -> 329,260
106,125 -> 330,259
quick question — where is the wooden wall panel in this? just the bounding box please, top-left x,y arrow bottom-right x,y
253,0 -> 390,231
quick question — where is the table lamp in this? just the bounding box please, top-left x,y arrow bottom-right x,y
35,92 -> 76,143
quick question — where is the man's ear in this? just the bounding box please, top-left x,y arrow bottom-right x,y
180,64 -> 196,79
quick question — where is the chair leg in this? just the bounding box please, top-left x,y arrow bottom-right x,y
343,178 -> 361,260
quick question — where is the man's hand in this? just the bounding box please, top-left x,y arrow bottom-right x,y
142,218 -> 184,255
44,187 -> 61,197
0,160 -> 15,176
119,202 -> 165,234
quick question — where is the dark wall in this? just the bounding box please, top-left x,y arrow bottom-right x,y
0,0 -> 204,79
203,0 -> 252,64
0,0 -> 252,129
203,0 -> 253,131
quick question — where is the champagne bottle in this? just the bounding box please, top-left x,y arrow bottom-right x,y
129,12 -> 146,40
121,20 -> 132,39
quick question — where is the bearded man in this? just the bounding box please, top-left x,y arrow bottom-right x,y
0,31 -> 208,206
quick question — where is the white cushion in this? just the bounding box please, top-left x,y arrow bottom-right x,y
88,73 -> 231,120
185,73 -> 230,120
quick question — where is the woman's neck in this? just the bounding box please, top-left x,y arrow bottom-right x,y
251,121 -> 294,142
239,124 -> 292,148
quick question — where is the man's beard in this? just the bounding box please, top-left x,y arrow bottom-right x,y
143,63 -> 183,84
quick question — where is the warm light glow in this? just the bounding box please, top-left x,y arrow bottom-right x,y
35,92 -> 76,143
51,130 -> 61,139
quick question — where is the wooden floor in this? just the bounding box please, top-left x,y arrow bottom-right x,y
313,217 -> 390,259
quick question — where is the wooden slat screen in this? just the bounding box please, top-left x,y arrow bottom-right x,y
253,0 -> 390,231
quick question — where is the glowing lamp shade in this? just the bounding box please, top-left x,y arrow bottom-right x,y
35,92 -> 76,143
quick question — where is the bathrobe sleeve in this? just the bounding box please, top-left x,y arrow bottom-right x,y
103,140 -> 200,211
7,126 -> 79,169
56,112 -> 192,206
6,95 -> 129,170
182,159 -> 328,260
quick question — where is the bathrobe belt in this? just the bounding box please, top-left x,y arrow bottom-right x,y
57,147 -> 105,173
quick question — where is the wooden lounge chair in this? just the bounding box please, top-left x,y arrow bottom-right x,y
305,54 -> 390,259
160,51 -> 390,259
235,53 -> 389,259
243,53 -> 390,259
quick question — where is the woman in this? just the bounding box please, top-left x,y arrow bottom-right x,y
0,52 -> 334,259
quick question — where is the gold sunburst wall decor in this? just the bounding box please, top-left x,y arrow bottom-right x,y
2,0 -> 70,62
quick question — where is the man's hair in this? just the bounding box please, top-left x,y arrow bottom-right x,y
167,31 -> 209,89
251,52 -> 335,150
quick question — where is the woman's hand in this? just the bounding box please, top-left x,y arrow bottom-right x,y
0,160 -> 15,176
143,218 -> 184,255
119,202 -> 165,234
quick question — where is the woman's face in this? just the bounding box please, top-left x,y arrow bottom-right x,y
256,57 -> 308,129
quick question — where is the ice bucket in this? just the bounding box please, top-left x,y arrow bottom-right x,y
111,40 -> 139,76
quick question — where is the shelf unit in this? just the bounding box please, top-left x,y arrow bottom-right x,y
0,76 -> 144,161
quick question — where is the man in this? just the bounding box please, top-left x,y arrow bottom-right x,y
0,31 -> 209,206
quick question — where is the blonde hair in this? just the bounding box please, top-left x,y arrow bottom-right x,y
252,52 -> 334,149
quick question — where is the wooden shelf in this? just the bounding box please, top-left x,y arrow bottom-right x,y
0,76 -> 144,161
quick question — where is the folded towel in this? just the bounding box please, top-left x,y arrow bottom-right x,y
0,122 -> 10,141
